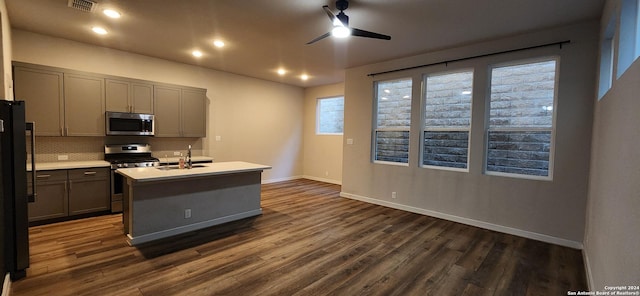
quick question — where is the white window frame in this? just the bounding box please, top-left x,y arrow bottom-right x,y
420,69 -> 474,172
485,57 -> 560,181
316,96 -> 344,135
618,0 -> 640,78
372,77 -> 412,166
598,16 -> 617,100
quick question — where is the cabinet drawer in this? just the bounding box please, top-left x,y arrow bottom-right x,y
28,170 -> 68,183
68,168 -> 109,180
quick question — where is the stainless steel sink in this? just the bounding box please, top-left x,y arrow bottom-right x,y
156,164 -> 207,170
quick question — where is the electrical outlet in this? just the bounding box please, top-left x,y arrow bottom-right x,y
184,209 -> 192,219
57,155 -> 69,161
391,192 -> 397,199
173,151 -> 181,156
346,138 -> 354,145
216,136 -> 222,141
325,171 -> 329,176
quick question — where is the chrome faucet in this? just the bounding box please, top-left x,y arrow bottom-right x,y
187,145 -> 192,169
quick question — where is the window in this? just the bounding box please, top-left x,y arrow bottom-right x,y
598,17 -> 616,99
316,96 -> 344,134
373,78 -> 412,164
618,0 -> 640,77
422,70 -> 473,170
487,59 -> 558,179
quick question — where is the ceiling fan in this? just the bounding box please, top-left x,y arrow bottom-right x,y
306,0 -> 392,45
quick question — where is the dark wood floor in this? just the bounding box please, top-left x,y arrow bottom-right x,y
11,179 -> 587,295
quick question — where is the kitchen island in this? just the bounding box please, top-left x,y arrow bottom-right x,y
116,161 -> 271,246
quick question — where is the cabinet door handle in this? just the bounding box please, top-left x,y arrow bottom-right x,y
84,171 -> 97,175
68,180 -> 72,191
36,174 -> 51,178
65,127 -> 69,136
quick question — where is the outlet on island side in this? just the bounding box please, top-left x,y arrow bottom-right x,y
184,209 -> 192,219
391,192 -> 397,199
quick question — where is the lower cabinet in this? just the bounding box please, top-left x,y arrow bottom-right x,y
28,168 -> 110,222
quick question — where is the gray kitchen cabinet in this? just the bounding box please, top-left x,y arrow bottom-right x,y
181,89 -> 207,137
64,73 -> 105,136
27,171 -> 68,222
27,168 -> 110,223
68,168 -> 110,215
105,79 -> 154,114
13,66 -> 65,136
154,85 -> 206,137
13,63 -> 105,137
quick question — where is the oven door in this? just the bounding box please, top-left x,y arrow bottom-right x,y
110,169 -> 124,212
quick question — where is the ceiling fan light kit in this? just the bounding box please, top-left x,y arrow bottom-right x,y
307,0 -> 391,44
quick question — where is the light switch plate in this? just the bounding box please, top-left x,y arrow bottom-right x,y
346,138 -> 354,145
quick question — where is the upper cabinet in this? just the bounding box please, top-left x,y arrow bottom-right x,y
154,85 -> 206,138
14,65 -> 105,136
181,88 -> 207,137
13,62 -> 207,138
64,73 -> 105,136
105,79 -> 154,114
13,66 -> 64,136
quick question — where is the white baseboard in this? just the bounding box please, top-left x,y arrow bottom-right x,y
2,273 -> 10,296
301,175 -> 342,185
262,175 -> 303,184
340,191 -> 583,249
583,248 -> 594,290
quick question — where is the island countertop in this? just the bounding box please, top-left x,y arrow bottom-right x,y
116,161 -> 272,183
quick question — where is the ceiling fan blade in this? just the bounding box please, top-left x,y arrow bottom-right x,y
351,28 -> 391,40
306,32 -> 331,45
322,6 -> 338,24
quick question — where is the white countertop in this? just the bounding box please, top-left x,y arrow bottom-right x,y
28,160 -> 111,172
116,161 -> 271,182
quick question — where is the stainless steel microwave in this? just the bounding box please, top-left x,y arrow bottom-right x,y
106,112 -> 154,136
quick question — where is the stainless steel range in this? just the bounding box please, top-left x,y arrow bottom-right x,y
105,144 -> 159,212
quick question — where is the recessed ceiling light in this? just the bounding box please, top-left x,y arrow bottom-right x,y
461,90 -> 472,95
213,40 -> 225,48
277,68 -> 286,76
384,89 -> 391,94
300,74 -> 309,81
103,9 -> 121,19
192,50 -> 203,57
92,26 -> 108,35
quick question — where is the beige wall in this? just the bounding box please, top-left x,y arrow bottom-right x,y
341,21 -> 598,247
584,0 -> 640,289
0,0 -> 11,99
303,83 -> 344,184
12,30 -> 304,182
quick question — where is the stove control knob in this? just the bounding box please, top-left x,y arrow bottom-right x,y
123,163 -> 129,168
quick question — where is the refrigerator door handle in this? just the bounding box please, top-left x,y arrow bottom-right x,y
26,122 -> 36,203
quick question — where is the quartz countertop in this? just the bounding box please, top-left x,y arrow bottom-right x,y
116,161 -> 271,183
28,160 -> 111,172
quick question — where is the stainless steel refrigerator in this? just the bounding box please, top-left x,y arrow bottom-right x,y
1,100 -> 35,280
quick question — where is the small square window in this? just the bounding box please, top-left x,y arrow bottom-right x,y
316,96 -> 344,135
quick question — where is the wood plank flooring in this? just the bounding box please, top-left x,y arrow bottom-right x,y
11,179 -> 587,295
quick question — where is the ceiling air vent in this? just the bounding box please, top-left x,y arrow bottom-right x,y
67,0 -> 97,12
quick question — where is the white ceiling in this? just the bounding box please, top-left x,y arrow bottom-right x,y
6,0 -> 604,87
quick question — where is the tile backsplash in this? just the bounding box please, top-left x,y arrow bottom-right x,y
28,136 -> 204,163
